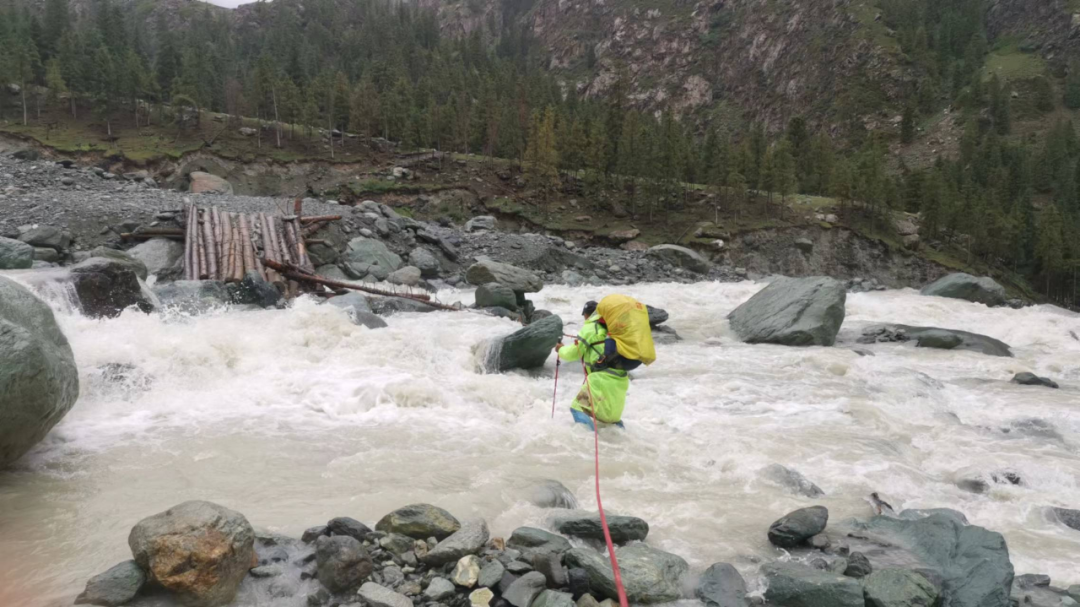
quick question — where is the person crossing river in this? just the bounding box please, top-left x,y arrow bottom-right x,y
554,300 -> 630,430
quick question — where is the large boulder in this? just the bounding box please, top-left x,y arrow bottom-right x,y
504,571 -> 547,607
465,216 -> 497,232
19,225 -> 71,251
421,518 -> 490,566
728,277 -> 846,346
370,296 -> 437,315
760,464 -> 824,498
838,513 -> 1014,607
228,271 -> 282,308
68,257 -> 155,318
762,562 -> 864,607
375,504 -> 461,540
647,244 -> 710,273
565,544 -> 688,603
0,277 -> 79,468
153,280 -> 231,315
506,527 -> 572,560
551,511 -> 649,544
696,563 -> 748,607
1012,372 -> 1058,389
128,501 -> 255,607
89,247 -> 149,281
0,236 -> 34,269
342,237 -> 403,281
315,535 -> 373,593
863,569 -> 939,607
76,560 -> 146,607
767,506 -> 829,548
388,266 -> 422,287
324,293 -> 387,329
188,171 -> 234,195
861,324 -> 1012,357
127,238 -> 184,276
466,257 -> 543,293
475,283 -> 518,311
921,273 -> 1007,307
483,314 -> 562,372
408,247 -> 442,278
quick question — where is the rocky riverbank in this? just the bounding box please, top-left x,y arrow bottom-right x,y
74,486 -> 1080,607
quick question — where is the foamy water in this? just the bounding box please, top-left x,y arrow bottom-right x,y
1,281 -> 1078,606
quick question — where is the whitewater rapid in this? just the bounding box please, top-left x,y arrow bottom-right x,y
1,281 -> 1078,606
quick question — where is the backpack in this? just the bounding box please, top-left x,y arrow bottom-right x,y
592,294 -> 656,371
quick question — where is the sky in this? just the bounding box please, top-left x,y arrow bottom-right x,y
199,0 -> 254,9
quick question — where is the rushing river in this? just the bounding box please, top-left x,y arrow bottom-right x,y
1,281 -> 1079,606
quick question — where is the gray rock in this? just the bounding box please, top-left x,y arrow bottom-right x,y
1049,507 -> 1080,532
863,569 -> 939,607
728,277 -> 846,346
507,560 -> 534,574
424,577 -> 456,601
250,565 -> 283,578
327,516 -> 373,541
861,324 -> 1012,357
565,544 -> 688,603
503,571 -> 547,607
552,511 -> 649,544
568,568 -> 590,598
921,273 -> 1007,307
484,314 -> 562,372
0,236 -> 33,269
63,258 -> 154,318
370,296 -> 437,315
767,506 -> 829,548
89,247 -> 149,281
19,225 -> 70,251
408,247 -> 442,278
358,582 -> 413,607
506,527 -> 572,560
794,238 -> 814,252
379,533 -> 415,555
0,277 -> 79,468
153,280 -> 231,315
34,246 -> 61,262
696,563 -> 748,607
230,271 -> 281,308
388,265 -> 422,286
651,324 -> 682,344
1014,574 -> 1051,588
315,264 -> 350,282
915,329 -> 963,349
375,504 -> 461,540
470,588 -> 496,607
1012,373 -> 1059,389
897,509 -> 969,525
127,238 -> 184,276
839,513 -> 1013,607
762,562 -> 864,607
325,292 -> 374,314
302,526 -> 328,543
128,501 -> 255,607
761,464 -> 824,498
381,564 -> 405,586
526,480 -> 578,509
646,305 -> 669,326
75,560 -> 145,607
478,560 -> 506,588
466,257 -> 543,293
533,590 -> 575,607
188,171 -> 234,195
533,552 -> 568,588
465,216 -> 497,231
453,555 -> 482,587
315,535 -> 373,593
475,283 -> 519,311
342,237 -> 403,281
646,244 -> 710,273
422,519 -> 490,565
307,243 -> 339,267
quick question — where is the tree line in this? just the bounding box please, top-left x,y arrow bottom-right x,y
0,0 -> 1076,304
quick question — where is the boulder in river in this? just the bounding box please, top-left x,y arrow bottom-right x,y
696,563 -> 748,607
0,236 -> 34,269
525,480 -> 578,509
860,324 -> 1013,357
863,568 -> 940,607
920,273 -> 1007,307
1012,373 -> 1059,389
0,276 -> 79,468
767,506 -> 829,548
128,500 -> 255,607
1048,507 -> 1080,532
483,314 -> 562,372
127,238 -> 184,276
370,296 -> 437,315
475,283 -> 519,311
762,562 -> 864,607
422,518 -> 490,566
551,511 -> 649,544
188,171 -> 234,195
646,305 -> 669,327
760,464 -> 824,498
466,257 -> 543,293
408,247 -> 442,278
506,527 -> 572,560
316,535 -> 373,593
565,544 -> 688,603
342,237 -> 403,281
228,271 -> 282,308
376,504 -> 461,540
68,257 -> 155,318
647,244 -> 711,273
153,280 -> 231,315
19,225 -> 71,251
75,560 -> 145,607
728,277 -> 846,346
89,247 -> 149,281
837,512 -> 1013,607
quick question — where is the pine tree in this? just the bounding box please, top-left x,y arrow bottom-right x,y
44,57 -> 67,112
43,0 -> 69,57
1033,76 -> 1055,113
12,34 -> 42,126
57,31 -> 82,118
524,106 -> 559,195
988,75 -> 1011,136
91,44 -> 117,135
775,141 -> 798,213
1066,61 -> 1080,110
901,105 -> 916,144
1036,205 -> 1065,297
758,147 -> 776,214
584,118 -> 606,196
726,170 -> 747,225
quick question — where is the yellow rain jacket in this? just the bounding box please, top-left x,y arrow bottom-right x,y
558,314 -> 629,424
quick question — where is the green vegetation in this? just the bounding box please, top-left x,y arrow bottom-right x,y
983,44 -> 1046,82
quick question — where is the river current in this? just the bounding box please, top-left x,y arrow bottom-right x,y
1,281 -> 1078,606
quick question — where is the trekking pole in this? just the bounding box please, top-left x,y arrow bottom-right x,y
551,359 -> 561,418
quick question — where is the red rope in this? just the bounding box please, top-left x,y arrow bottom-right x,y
579,359 -> 630,607
551,359 -> 560,418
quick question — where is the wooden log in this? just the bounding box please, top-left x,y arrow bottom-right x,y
184,204 -> 196,280
227,213 -> 238,281
121,228 -> 186,238
196,211 -> 207,279
201,208 -> 218,280
259,214 -> 279,283
239,214 -> 257,278
261,259 -> 456,308
282,219 -> 302,268
294,196 -> 303,219
233,214 -> 245,281
213,208 -> 225,275
301,221 -> 328,238
271,216 -> 292,265
122,232 -> 185,241
299,215 -> 342,224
